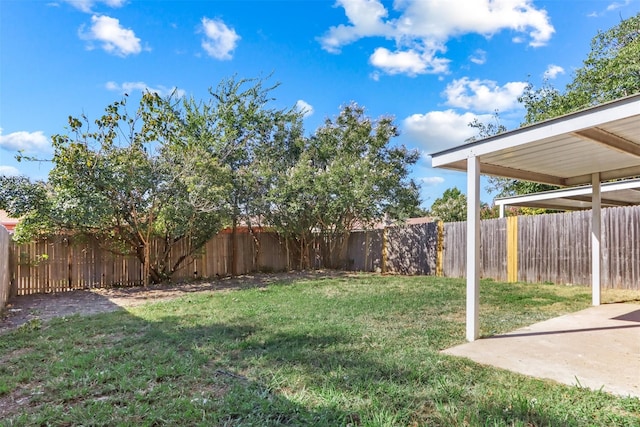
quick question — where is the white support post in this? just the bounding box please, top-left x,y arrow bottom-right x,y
499,204 -> 505,218
592,173 -> 601,306
467,156 -> 481,341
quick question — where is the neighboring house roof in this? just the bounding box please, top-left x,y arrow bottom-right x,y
0,210 -> 19,233
353,216 -> 433,230
405,216 -> 433,226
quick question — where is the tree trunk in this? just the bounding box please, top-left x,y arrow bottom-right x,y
248,226 -> 261,271
231,217 -> 238,277
285,238 -> 290,271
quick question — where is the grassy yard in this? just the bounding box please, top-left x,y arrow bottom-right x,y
1,274 -> 639,426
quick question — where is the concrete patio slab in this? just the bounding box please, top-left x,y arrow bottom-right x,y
443,303 -> 640,398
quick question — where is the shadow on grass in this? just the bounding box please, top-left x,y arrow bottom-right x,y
146,313 -> 609,426
95,270 -> 360,302
3,275 -> 636,426
0,271 -> 357,335
1,311 -> 354,426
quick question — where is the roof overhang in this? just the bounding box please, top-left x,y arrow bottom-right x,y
431,94 -> 640,187
494,178 -> 640,211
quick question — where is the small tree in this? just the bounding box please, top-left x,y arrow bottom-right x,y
264,153 -> 319,269
264,103 -> 421,269
429,187 -> 467,223
308,103 -> 421,268
186,76 -> 303,275
2,93 -> 232,285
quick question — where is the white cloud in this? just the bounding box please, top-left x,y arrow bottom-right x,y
319,0 -> 393,54
79,15 -> 142,57
106,81 -> 185,98
607,0 -> 631,11
402,109 -> 494,153
443,77 -> 527,112
469,49 -> 486,65
295,100 -> 314,118
419,176 -> 445,186
0,129 -> 51,153
588,0 -> 631,17
200,17 -> 240,60
369,46 -> 449,76
543,64 -> 565,79
0,166 -> 20,177
320,0 -> 554,76
396,0 -> 554,47
62,0 -> 126,13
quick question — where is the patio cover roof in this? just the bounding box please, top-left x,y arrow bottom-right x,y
494,178 -> 640,214
431,93 -> 640,186
430,93 -> 640,341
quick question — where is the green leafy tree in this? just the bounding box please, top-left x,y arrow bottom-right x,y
3,79 -> 422,277
0,176 -> 53,241
2,93 -> 232,285
309,103 -> 421,268
264,149 -> 319,269
203,76 -> 303,275
522,12 -> 640,125
428,187 -> 467,223
266,103 -> 421,269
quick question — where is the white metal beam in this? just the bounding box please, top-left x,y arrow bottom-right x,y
591,173 -> 602,306
478,163 -> 567,187
573,128 -> 640,157
494,178 -> 640,211
466,156 -> 481,342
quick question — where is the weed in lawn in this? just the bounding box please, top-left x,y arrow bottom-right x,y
16,318 -> 42,333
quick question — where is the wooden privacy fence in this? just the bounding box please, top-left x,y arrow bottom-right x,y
442,218 -> 508,282
4,205 -> 640,297
345,223 -> 439,275
346,206 -> 639,289
10,232 -> 289,296
0,226 -> 11,310
442,206 -> 640,289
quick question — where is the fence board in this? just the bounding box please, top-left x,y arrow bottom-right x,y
345,230 -> 383,272
480,218 -> 507,281
518,211 -> 591,285
443,221 -> 466,278
0,226 -> 10,310
603,206 -> 640,289
10,231 -> 293,295
443,219 -> 508,281
386,223 -> 438,275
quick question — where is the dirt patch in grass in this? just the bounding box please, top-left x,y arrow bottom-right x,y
0,271 -> 350,335
0,347 -> 34,364
0,386 -> 41,418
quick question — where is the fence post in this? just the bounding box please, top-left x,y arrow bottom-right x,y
381,227 -> 387,274
364,231 -> 370,272
507,216 -> 518,282
0,227 -> 9,309
436,221 -> 444,277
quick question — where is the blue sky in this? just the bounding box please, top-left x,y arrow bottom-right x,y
1,0 -> 638,209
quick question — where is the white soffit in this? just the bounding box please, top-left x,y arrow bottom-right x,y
494,178 -> 640,211
430,94 -> 640,186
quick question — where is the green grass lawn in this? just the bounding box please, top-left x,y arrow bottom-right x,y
1,274 -> 639,426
